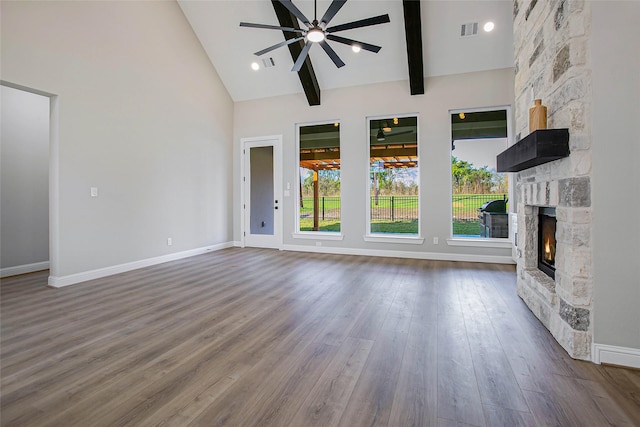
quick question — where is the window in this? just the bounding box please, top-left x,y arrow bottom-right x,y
368,115 -> 419,235
450,108 -> 509,239
298,122 -> 341,232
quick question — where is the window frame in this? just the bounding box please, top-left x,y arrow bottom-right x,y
364,113 -> 423,243
293,119 -> 343,239
447,105 -> 514,247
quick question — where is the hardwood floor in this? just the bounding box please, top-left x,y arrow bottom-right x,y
1,248 -> 639,426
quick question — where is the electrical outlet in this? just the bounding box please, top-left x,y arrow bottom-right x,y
433,237 -> 439,245
167,237 -> 173,246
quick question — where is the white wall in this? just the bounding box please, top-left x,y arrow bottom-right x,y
0,86 -> 50,271
1,1 -> 234,279
234,68 -> 515,261
592,2 -> 640,352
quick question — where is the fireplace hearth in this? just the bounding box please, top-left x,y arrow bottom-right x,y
538,207 -> 556,279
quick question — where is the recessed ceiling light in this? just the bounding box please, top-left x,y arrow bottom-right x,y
484,21 -> 495,32
251,62 -> 260,71
352,44 -> 361,53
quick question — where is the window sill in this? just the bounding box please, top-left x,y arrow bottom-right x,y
363,235 -> 424,245
292,232 -> 344,241
446,238 -> 512,248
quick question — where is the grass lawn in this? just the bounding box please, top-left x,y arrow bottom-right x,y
298,219 -> 419,234
453,220 -> 481,236
370,220 -> 418,234
299,219 -> 490,238
299,218 -> 341,232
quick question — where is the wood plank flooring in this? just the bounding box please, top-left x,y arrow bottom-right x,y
1,248 -> 639,426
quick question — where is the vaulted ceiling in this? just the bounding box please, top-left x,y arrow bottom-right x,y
178,0 -> 514,105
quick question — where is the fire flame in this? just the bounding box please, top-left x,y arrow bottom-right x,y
544,238 -> 554,263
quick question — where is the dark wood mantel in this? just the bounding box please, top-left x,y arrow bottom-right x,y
497,129 -> 570,172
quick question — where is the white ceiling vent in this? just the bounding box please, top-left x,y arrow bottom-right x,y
262,57 -> 275,68
460,22 -> 478,37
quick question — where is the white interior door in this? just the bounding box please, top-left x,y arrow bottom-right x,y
242,136 -> 282,249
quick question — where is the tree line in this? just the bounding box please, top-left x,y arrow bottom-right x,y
300,158 -> 506,197
451,156 -> 506,194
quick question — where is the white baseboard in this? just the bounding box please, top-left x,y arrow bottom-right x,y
233,241 -> 243,247
48,242 -> 233,288
593,343 -> 640,369
282,244 -> 514,264
0,261 -> 50,278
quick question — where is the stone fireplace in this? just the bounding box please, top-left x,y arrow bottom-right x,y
515,176 -> 592,359
513,0 -> 594,360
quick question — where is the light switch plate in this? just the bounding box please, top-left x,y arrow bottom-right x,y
90,187 -> 98,197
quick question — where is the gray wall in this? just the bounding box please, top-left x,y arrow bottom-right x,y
233,68 -> 515,260
592,2 -> 640,351
1,86 -> 50,270
1,1 -> 234,278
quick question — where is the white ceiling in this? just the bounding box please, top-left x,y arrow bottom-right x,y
178,0 -> 514,102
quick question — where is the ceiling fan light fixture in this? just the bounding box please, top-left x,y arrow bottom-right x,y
251,62 -> 260,71
352,44 -> 361,53
306,28 -> 325,43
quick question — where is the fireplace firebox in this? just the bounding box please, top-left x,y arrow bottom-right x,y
538,207 -> 557,279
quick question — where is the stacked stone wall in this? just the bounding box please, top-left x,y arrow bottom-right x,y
513,0 -> 593,360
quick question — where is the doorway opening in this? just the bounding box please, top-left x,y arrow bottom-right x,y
0,82 -> 57,280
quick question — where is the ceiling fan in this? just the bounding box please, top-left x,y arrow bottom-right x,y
240,0 -> 390,72
373,120 -> 415,141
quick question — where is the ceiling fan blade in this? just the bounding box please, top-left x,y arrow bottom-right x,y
277,0 -> 311,26
326,34 -> 381,53
292,41 -> 313,72
318,40 -> 345,68
240,22 -> 305,33
370,130 -> 415,137
254,36 -> 304,56
385,130 -> 415,137
326,14 -> 390,33
320,0 -> 347,26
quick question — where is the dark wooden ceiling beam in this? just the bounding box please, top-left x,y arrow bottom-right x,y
402,0 -> 425,95
271,0 -> 321,106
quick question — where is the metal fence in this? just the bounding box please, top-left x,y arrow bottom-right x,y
452,193 -> 507,221
370,196 -> 418,221
300,194 -> 507,222
300,197 -> 341,220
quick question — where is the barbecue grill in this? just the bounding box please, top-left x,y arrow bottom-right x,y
478,199 -> 508,238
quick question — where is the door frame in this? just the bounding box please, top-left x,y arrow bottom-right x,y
0,81 -> 59,281
240,135 -> 283,249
